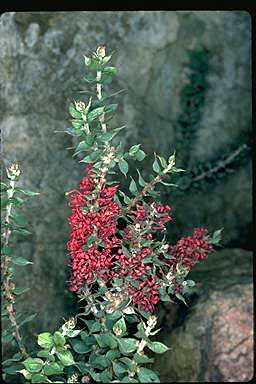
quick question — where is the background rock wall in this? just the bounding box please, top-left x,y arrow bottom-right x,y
1,11 -> 252,381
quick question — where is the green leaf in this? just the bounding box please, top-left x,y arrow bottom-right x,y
134,149 -> 146,161
98,130 -> 116,142
69,338 -> 92,354
119,191 -> 131,204
157,155 -> 167,168
118,159 -> 129,176
43,362 -> 63,376
113,317 -> 127,336
3,363 -> 23,375
95,332 -> 118,349
112,361 -> 127,375
175,292 -> 188,306
87,107 -> 105,122
12,256 -> 33,266
69,103 -> 82,118
119,357 -> 136,371
12,228 -> 32,236
31,374 -> 49,383
103,66 -> 118,76
91,356 -> 110,370
13,287 -> 30,296
105,103 -> 118,113
37,332 -> 54,349
186,279 -> 196,287
147,341 -> 169,354
85,320 -> 101,333
129,144 -> 141,155
0,182 -> 8,191
129,178 -> 138,195
134,353 -> 154,364
152,157 -> 161,173
23,358 -> 44,373
16,189 -> 40,197
56,350 -> 75,366
137,169 -> 146,187
138,367 -> 160,383
99,369 -> 112,382
84,55 -> 92,66
75,140 -> 91,153
106,349 -> 120,360
2,352 -> 22,366
36,350 -> 55,362
118,338 -> 138,354
121,377 -> 138,383
10,213 -> 28,226
20,313 -> 37,327
65,329 -> 81,338
210,228 -> 223,245
53,331 -> 66,347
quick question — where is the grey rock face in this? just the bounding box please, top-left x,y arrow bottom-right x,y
0,11 -> 252,348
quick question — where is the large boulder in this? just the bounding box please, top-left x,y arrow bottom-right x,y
0,11 -> 252,342
154,248 -> 253,382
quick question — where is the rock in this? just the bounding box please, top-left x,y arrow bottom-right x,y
0,11 -> 252,345
154,249 -> 253,382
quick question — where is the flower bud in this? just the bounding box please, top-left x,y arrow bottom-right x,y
96,45 -> 106,58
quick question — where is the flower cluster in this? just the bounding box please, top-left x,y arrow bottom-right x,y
66,168 -> 121,292
66,165 -> 214,312
168,227 -> 213,269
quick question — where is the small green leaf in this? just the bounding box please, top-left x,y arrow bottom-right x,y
16,189 -> 40,197
20,313 -> 37,327
119,357 -> 136,371
113,317 -> 127,336
98,130 -> 116,142
147,341 -> 169,354
84,55 -> 92,66
152,157 -> 161,173
105,103 -> 118,113
23,358 -> 44,373
129,178 -> 138,195
56,350 -> 75,366
106,349 -> 120,360
137,169 -> 146,187
12,228 -> 32,236
37,332 -> 54,349
87,107 -> 105,122
53,331 -> 66,347
13,287 -> 30,296
10,213 -> 28,226
85,320 -> 101,333
91,356 -> 110,369
69,103 -> 82,118
138,367 -> 160,383
129,144 -> 141,155
118,338 -> 138,354
99,369 -> 112,382
31,374 -> 49,383
69,338 -> 92,354
103,66 -> 118,76
43,362 -> 63,376
121,377 -> 139,383
175,292 -> 188,306
134,353 -> 154,364
119,159 -> 129,176
112,361 -> 127,375
36,350 -> 55,362
134,149 -> 146,161
65,329 -> 81,338
157,155 -> 167,168
12,257 -> 33,266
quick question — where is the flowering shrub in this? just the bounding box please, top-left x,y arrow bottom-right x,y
1,46 -> 222,383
